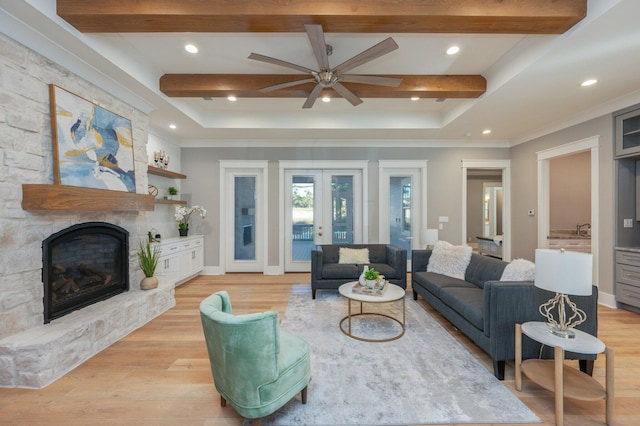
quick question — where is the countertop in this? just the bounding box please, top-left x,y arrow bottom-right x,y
548,230 -> 591,240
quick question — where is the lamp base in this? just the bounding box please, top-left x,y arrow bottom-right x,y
546,323 -> 576,339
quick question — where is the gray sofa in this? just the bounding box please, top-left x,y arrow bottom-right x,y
411,249 -> 598,379
311,244 -> 407,299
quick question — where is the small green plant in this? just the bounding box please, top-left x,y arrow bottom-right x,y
137,240 -> 160,278
168,186 -> 179,196
363,268 -> 379,281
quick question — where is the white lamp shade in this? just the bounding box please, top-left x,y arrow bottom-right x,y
422,228 -> 439,246
534,249 -> 593,296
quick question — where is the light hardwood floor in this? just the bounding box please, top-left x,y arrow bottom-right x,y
1,273 -> 638,426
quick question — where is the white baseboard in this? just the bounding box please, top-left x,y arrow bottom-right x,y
598,290 -> 617,309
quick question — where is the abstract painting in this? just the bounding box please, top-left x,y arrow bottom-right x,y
49,84 -> 136,192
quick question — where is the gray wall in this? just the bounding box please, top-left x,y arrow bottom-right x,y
510,114 -> 615,295
181,146 -> 510,268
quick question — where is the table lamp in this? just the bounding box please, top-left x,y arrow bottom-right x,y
422,228 -> 438,249
534,249 -> 592,338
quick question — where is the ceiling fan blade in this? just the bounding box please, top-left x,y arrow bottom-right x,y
302,84 -> 323,109
248,53 -> 315,74
258,78 -> 316,93
340,75 -> 403,87
332,82 -> 363,106
304,24 -> 330,71
333,37 -> 399,74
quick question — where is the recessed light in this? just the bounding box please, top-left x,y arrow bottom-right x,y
446,46 -> 460,55
411,96 -> 420,101
169,124 -> 177,129
184,44 -> 198,54
482,129 -> 492,135
581,79 -> 598,87
227,95 -> 237,102
322,97 -> 331,103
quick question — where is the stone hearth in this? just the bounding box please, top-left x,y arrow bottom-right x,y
0,282 -> 175,388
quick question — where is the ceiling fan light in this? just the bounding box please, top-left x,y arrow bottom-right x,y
184,44 -> 198,54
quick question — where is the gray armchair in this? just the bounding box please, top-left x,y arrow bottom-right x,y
200,291 -> 311,422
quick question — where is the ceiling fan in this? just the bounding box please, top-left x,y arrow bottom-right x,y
248,24 -> 402,108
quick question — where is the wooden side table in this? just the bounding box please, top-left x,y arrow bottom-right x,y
515,322 -> 614,426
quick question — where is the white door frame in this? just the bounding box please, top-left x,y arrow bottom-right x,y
279,160 -> 369,274
219,160 -> 269,273
461,160 -> 512,261
378,160 -> 428,269
537,136 -> 600,283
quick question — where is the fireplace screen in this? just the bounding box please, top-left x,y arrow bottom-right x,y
43,222 -> 129,323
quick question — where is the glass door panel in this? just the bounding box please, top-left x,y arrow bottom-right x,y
389,176 -> 413,260
331,175 -> 354,244
291,175 -> 317,262
234,176 -> 256,261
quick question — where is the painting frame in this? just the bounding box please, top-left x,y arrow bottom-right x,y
49,84 -> 136,192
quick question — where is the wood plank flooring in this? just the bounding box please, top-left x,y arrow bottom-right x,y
0,273 -> 638,425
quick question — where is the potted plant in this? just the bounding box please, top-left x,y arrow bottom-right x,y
363,267 -> 380,288
167,186 -> 178,200
175,205 -> 207,237
138,239 -> 160,290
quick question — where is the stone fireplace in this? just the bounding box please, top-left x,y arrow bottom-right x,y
43,222 -> 130,323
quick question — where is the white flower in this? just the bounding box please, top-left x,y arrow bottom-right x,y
175,205 -> 207,228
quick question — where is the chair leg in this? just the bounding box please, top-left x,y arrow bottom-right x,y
220,396 -> 226,407
301,385 -> 308,404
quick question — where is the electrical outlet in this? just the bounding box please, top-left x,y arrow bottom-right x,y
624,218 -> 634,228
438,223 -> 444,230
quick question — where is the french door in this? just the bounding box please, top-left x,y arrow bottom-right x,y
221,163 -> 267,272
378,161 -> 427,268
284,169 -> 363,272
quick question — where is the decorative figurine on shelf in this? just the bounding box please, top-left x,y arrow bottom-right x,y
175,205 -> 207,237
153,150 -> 170,169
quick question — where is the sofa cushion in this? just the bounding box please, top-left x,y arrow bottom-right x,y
368,245 -> 387,263
338,247 -> 369,264
321,245 -> 341,264
465,253 -> 508,289
501,258 -> 535,281
439,287 -> 485,331
427,241 -> 472,279
412,271 -> 476,298
322,263 -> 359,279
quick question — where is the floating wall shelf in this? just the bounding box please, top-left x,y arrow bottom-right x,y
22,184 -> 155,211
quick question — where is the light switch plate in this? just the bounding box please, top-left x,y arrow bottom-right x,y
438,216 -> 449,223
624,218 -> 633,228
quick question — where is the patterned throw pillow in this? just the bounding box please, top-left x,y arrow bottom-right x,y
500,258 -> 535,281
338,247 -> 370,264
427,241 -> 472,279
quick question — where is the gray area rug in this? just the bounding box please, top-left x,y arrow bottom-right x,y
261,289 -> 540,425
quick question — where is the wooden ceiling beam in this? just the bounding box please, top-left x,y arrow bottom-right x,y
58,0 -> 586,34
159,74 -> 487,99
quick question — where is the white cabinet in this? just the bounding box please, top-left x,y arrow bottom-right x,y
155,235 -> 204,287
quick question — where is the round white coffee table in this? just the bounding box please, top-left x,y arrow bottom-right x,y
338,281 -> 406,342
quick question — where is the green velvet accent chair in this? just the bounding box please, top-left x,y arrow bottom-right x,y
200,291 -> 311,423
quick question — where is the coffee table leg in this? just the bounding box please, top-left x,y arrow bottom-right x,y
348,299 -> 352,336
555,346 -> 564,426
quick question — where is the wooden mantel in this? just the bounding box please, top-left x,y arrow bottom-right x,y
22,184 -> 154,211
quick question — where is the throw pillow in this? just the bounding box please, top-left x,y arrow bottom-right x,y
427,241 -> 472,279
501,258 -> 535,281
338,247 -> 370,264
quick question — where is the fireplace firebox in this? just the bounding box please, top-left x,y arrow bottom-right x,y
43,222 -> 129,323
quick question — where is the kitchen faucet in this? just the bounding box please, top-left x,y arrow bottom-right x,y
576,223 -> 591,235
